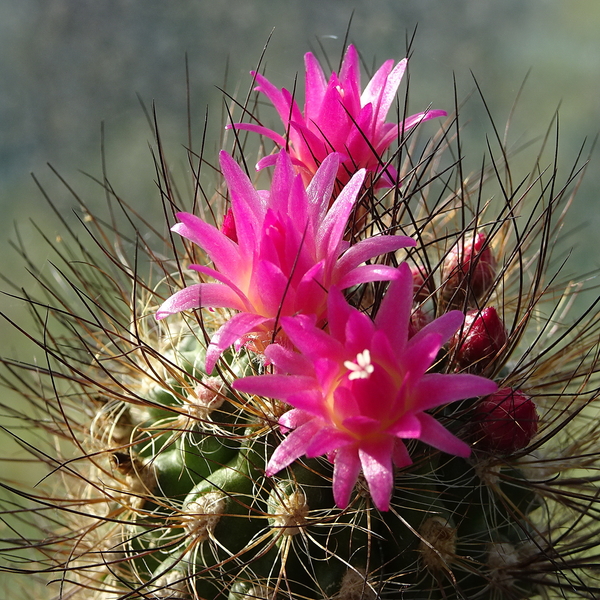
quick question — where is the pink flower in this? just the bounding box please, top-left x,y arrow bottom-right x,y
156,150 -> 415,373
230,45 -> 447,188
233,264 -> 498,511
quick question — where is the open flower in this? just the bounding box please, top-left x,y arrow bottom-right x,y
233,264 -> 497,511
230,45 -> 446,187
156,150 -> 415,373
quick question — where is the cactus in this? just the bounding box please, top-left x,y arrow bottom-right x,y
2,42 -> 600,600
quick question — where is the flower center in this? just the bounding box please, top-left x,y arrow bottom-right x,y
344,349 -> 375,380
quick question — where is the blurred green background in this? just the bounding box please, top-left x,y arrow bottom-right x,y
0,0 -> 599,569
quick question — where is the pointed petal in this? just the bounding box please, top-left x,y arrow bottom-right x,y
304,52 -> 327,122
374,262 -> 413,353
361,58 -> 395,106
251,71 -> 297,127
279,408 -> 313,432
374,59 -> 407,131
285,388 -> 329,416
338,45 -> 361,115
264,343 -> 314,376
188,264 -> 250,305
378,109 -> 447,150
393,440 -> 413,468
416,412 -> 471,458
359,437 -> 395,511
281,314 -> 343,362
305,427 -> 352,458
219,151 -> 265,249
205,313 -> 270,373
332,445 -> 362,509
326,286 -> 357,344
388,413 -> 422,438
335,235 -> 415,276
317,168 -> 366,257
227,122 -> 287,147
306,153 -> 340,223
337,264 -> 406,290
172,213 -> 243,279
155,283 -> 246,320
413,373 -> 498,411
270,150 -> 296,213
408,310 -> 464,350
233,374 -> 315,401
265,419 -> 322,476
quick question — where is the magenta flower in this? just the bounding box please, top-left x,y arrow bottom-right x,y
233,264 -> 498,511
230,45 -> 447,188
156,150 -> 415,373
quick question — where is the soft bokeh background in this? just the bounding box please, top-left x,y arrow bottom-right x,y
0,0 -> 599,580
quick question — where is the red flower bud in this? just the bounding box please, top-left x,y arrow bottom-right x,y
451,307 -> 507,373
473,388 -> 538,454
411,265 -> 431,304
221,208 -> 238,243
442,232 -> 496,308
409,307 -> 432,338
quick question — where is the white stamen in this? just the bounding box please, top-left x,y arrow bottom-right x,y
344,349 -> 375,380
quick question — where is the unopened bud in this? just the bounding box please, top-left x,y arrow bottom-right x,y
442,232 -> 496,308
221,208 -> 237,243
411,264 -> 431,304
473,388 -> 538,454
451,307 -> 507,373
409,307 -> 431,338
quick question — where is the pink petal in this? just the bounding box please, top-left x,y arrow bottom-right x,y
266,419 -> 322,476
219,151 -> 265,247
332,445 -> 362,509
416,412 -> 471,458
408,309 -> 464,349
399,332 -> 444,390
286,388 -> 330,416
251,71 -> 296,127
233,374 -> 315,401
412,373 -> 498,412
264,343 -> 314,376
342,415 -> 382,437
335,235 -> 416,276
337,264 -> 406,290
338,45 -> 361,115
227,122 -> 287,147
358,437 -> 395,511
326,286 -> 357,344
189,265 -> 250,310
306,153 -> 341,223
316,168 -> 366,257
304,52 -> 327,123
155,283 -> 246,320
206,312 -> 271,373
388,413 -> 422,438
270,151 -> 296,213
373,59 -> 407,132
172,213 -> 243,280
343,309 -> 376,355
305,427 -> 352,458
377,109 -> 447,150
281,315 -> 342,361
256,154 -> 279,170
279,408 -> 313,431
393,440 -> 412,468
374,262 -> 413,353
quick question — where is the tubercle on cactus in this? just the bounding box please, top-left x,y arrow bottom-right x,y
1,42 -> 600,600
